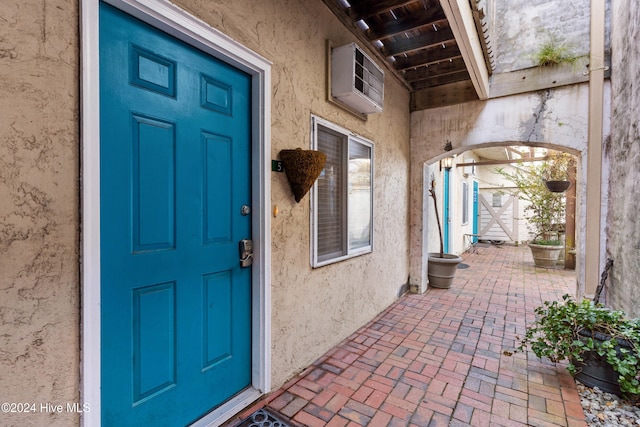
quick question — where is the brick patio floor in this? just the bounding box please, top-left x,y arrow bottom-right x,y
227,244 -> 586,427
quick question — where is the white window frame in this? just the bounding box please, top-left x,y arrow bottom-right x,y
462,181 -> 469,225
310,116 -> 374,267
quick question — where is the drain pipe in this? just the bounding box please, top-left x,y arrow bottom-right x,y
584,0 -> 606,297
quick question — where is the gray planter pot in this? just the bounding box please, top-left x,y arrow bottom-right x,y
427,253 -> 463,289
528,243 -> 563,267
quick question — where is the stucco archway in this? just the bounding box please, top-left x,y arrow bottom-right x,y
408,83 -> 611,296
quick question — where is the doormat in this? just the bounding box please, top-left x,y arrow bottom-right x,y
236,408 -> 294,427
457,263 -> 470,269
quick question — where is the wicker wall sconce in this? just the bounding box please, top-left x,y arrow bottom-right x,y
279,148 -> 326,202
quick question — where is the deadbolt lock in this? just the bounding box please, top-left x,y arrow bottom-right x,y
239,239 -> 253,268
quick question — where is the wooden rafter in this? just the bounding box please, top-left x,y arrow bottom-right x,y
455,156 -> 549,167
366,12 -> 447,41
381,27 -> 455,56
403,57 -> 467,82
393,43 -> 461,70
348,0 -> 416,21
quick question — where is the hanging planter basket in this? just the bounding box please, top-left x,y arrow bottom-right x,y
280,148 -> 326,202
544,180 -> 571,193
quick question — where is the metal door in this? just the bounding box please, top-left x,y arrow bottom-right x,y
100,3 -> 252,424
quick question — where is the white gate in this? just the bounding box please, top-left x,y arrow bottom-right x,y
478,192 -> 520,242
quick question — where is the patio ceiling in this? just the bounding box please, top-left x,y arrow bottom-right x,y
322,0 -> 493,110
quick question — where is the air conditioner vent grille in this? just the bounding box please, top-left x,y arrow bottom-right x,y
331,43 -> 384,114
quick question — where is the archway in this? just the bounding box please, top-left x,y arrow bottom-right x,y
409,83 -> 611,296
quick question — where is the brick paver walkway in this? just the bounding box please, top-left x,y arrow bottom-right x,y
229,245 -> 586,427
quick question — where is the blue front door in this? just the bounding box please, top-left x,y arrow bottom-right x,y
473,181 -> 479,243
100,3 -> 252,425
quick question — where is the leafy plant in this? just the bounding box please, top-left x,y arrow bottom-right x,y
544,151 -> 576,181
535,38 -> 580,67
496,162 -> 565,243
518,295 -> 640,397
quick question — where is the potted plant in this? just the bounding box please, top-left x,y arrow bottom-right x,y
496,160 -> 565,267
518,294 -> 640,398
427,176 -> 462,289
543,151 -> 575,193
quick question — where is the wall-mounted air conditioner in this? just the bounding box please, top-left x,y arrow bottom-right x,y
331,43 -> 384,114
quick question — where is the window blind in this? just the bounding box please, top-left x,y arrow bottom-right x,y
317,127 -> 345,260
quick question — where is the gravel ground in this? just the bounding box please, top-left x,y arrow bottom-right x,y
577,381 -> 640,426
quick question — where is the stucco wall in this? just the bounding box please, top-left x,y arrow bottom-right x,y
0,0 -> 80,426
606,0 -> 640,316
155,0 -> 413,389
1,0 -> 410,423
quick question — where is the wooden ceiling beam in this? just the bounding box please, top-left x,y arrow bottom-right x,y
411,79 -> 477,110
348,0 -> 417,21
410,69 -> 470,89
365,12 -> 447,41
394,46 -> 461,70
381,27 -> 454,56
505,147 -> 530,158
455,156 -> 549,167
403,57 -> 467,82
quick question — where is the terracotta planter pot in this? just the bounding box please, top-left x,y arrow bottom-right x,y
528,243 -> 563,267
427,253 -> 463,289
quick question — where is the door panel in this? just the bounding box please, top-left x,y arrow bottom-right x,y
100,3 -> 252,425
132,282 -> 176,403
203,132 -> 232,244
132,115 -> 176,252
203,272 -> 233,368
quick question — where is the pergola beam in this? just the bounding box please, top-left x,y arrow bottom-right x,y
455,156 -> 549,167
439,0 -> 490,99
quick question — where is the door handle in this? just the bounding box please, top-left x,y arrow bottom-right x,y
239,239 -> 253,268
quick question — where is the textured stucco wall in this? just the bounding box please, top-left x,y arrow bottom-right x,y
173,0 -> 412,389
0,1 -> 80,426
1,0 -> 410,417
409,84 -> 611,294
1,0 -> 410,422
606,0 -> 640,316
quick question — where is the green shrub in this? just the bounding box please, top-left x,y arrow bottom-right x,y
518,295 -> 640,397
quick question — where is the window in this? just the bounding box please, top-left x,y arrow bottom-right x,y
493,192 -> 503,207
311,116 -> 373,267
462,182 -> 469,224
